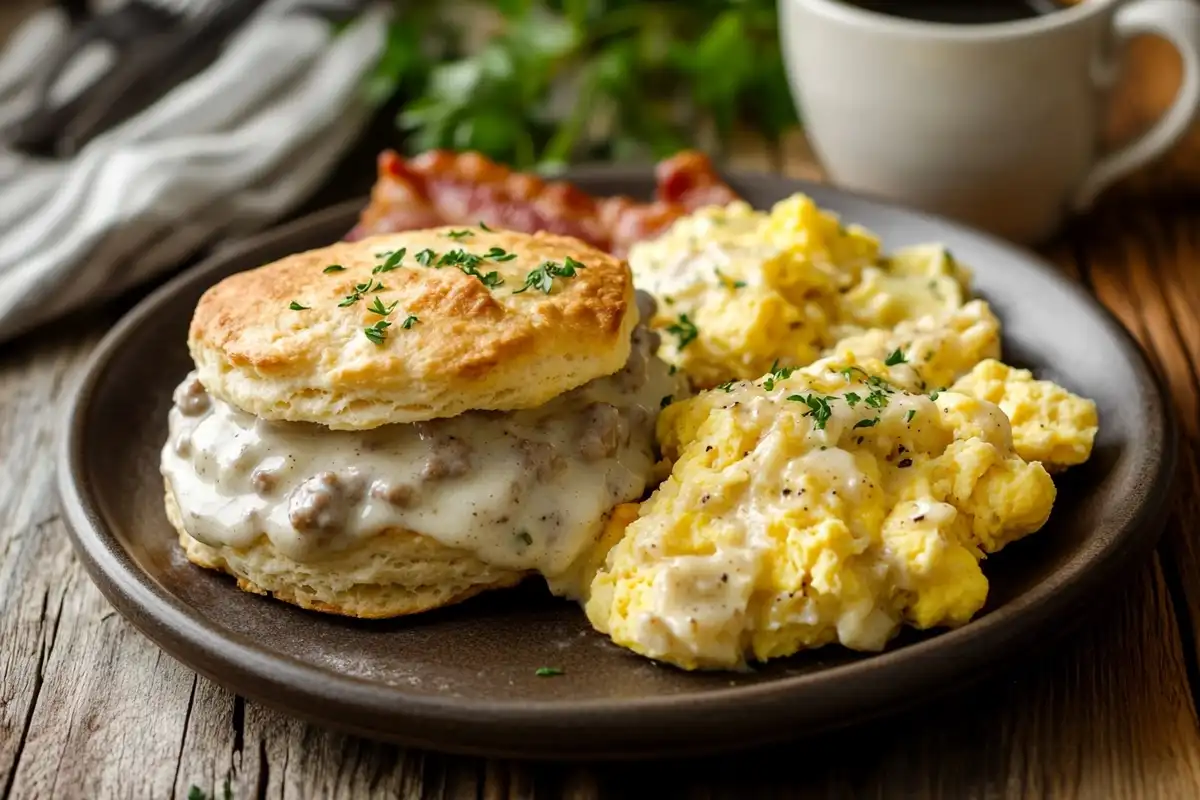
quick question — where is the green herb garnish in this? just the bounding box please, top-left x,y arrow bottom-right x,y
288,301 -> 309,311
716,380 -> 736,392
415,248 -> 436,267
373,248 -> 407,274
666,314 -> 698,350
865,391 -> 888,410
844,392 -> 861,408
839,365 -> 870,382
535,667 -> 564,677
885,348 -> 908,366
364,320 -> 391,345
401,314 -> 420,329
444,229 -> 474,239
479,221 -> 494,232
854,417 -> 880,429
368,296 -> 399,316
788,393 -> 835,430
322,264 -> 345,273
483,246 -> 518,262
516,530 -> 533,546
512,258 -> 581,294
906,409 -> 916,423
660,395 -> 674,408
762,360 -> 797,391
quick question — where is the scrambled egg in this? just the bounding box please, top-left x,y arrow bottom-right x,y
582,193 -> 1101,671
627,196 -> 968,388
585,359 -> 1059,670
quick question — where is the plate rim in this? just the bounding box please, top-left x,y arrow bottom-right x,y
57,170 -> 1178,758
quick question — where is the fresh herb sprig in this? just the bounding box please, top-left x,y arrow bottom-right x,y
372,0 -> 796,169
513,257 -> 584,294
666,314 -> 698,350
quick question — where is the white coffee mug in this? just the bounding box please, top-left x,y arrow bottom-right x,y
779,0 -> 1200,242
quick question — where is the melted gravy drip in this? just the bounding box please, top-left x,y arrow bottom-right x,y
162,309 -> 678,589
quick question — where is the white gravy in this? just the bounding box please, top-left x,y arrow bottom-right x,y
161,321 -> 680,591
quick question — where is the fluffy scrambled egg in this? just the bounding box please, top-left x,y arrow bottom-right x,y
627,196 -> 968,388
583,194 -> 1100,671
585,359 -> 1060,670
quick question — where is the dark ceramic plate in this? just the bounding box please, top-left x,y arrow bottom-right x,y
59,170 -> 1175,760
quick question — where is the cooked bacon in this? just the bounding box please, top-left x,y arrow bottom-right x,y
346,148 -> 741,256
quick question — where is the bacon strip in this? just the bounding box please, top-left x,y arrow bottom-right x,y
346,149 -> 741,256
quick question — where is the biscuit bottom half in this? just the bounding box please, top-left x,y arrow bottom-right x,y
165,481 -> 527,618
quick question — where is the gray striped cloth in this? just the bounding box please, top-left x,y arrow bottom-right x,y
0,0 -> 389,343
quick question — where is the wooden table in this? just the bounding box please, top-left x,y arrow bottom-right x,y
2,136 -> 1199,799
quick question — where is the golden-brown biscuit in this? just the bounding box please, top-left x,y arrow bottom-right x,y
165,482 -> 525,618
190,227 -> 636,429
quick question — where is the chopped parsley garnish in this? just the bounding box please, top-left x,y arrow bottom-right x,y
535,666 -> 564,677
479,220 -> 494,232
762,360 -> 797,391
906,409 -> 917,423
322,264 -> 345,273
885,348 -> 908,366
865,391 -> 888,410
367,296 -> 399,316
415,248 -> 436,266
716,380 -> 736,392
288,301 -> 309,311
515,530 -> 533,546
787,393 -> 835,430
666,314 -> 698,350
668,365 -> 678,375
363,319 -> 391,345
444,229 -> 474,239
844,391 -> 862,408
513,257 -> 584,294
483,246 -> 518,262
660,395 -> 674,408
338,278 -> 385,307
372,247 -> 406,274
854,417 -> 880,429
714,268 -> 746,289
867,374 -> 893,392
400,314 -> 420,329
664,295 -> 675,305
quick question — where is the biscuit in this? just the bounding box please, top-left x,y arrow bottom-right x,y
165,482 -> 525,618
190,227 -> 636,429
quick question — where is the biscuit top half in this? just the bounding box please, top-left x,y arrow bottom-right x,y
188,227 -> 636,429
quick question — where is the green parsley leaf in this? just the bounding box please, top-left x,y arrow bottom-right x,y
929,388 -> 944,401
668,365 -> 678,375
415,248 -> 436,266
906,409 -> 917,423
364,320 -> 391,345
479,221 -> 494,232
515,530 -> 533,546
865,391 -> 888,410
322,264 -> 345,273
288,301 -> 309,311
885,348 -> 908,366
716,380 -> 736,392
844,391 -> 861,407
401,314 -> 420,329
187,787 -> 208,800
484,246 -> 518,262
368,296 -> 399,316
373,248 -> 407,274
854,417 -> 880,429
535,666 -> 564,677
666,314 -> 698,350
513,259 -> 580,294
660,395 -> 674,408
787,393 -> 834,429
763,359 -> 797,391
444,229 -> 474,239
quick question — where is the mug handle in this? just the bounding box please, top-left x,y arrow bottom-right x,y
1070,0 -> 1200,210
